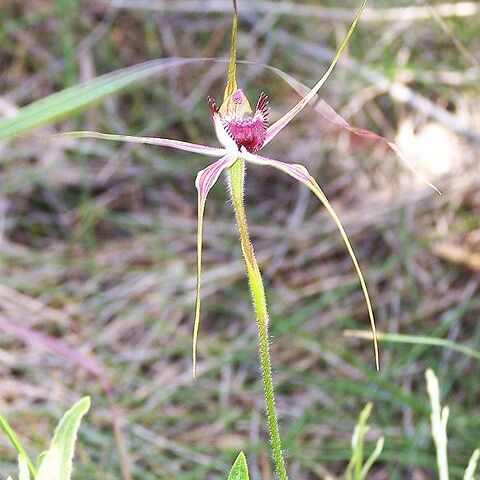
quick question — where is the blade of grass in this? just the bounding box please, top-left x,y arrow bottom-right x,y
0,58 -> 203,140
344,330 -> 480,362
0,415 -> 37,478
464,449 -> 480,480
426,369 -> 450,480
54,0 -> 77,87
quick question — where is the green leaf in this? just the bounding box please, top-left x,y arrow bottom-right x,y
35,396 -> 91,480
0,58 -> 200,140
228,452 -> 250,480
0,413 -> 37,477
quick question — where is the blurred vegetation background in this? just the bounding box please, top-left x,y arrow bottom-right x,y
0,0 -> 479,479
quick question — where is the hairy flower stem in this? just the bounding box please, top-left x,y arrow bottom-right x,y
228,158 -> 288,480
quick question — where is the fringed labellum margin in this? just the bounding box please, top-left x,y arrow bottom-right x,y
208,89 -> 269,153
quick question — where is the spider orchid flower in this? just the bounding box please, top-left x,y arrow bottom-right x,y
57,1 -> 382,477
58,0 -> 378,381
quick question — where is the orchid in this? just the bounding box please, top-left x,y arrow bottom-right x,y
60,1 -> 379,478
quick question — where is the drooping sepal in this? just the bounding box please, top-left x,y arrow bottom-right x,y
242,149 -> 380,371
193,153 -> 238,377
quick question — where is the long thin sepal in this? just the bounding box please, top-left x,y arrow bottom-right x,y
242,150 -> 379,370
56,131 -> 227,157
264,0 -> 367,147
259,61 -> 440,193
193,153 -> 238,377
316,101 -> 441,194
224,0 -> 238,100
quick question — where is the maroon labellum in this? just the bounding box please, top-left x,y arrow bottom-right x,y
208,89 -> 269,152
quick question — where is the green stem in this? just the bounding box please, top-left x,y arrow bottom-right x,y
228,158 -> 288,480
